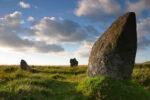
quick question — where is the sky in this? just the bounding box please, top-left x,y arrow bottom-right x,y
0,0 -> 150,65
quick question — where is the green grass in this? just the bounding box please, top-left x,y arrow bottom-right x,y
0,64 -> 150,100
77,76 -> 150,100
0,66 -> 87,100
132,63 -> 150,90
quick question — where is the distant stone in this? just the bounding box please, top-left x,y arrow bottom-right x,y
20,59 -> 30,70
70,58 -> 78,67
88,12 -> 137,79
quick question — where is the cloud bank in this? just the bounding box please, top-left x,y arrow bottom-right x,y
1,0 -> 150,58
0,11 -> 64,53
0,11 -> 99,56
126,0 -> 150,15
30,17 -> 98,43
137,17 -> 150,50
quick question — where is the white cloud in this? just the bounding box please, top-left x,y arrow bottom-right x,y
137,17 -> 150,50
20,20 -> 25,24
18,1 -> 30,8
27,16 -> 34,21
75,0 -> 121,21
30,17 -> 97,44
74,41 -> 94,58
49,17 -> 56,21
0,11 -> 64,53
126,0 -> 150,15
59,17 -> 64,21
0,11 -> 22,28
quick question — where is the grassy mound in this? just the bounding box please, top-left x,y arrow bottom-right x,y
77,76 -> 150,100
133,64 -> 150,90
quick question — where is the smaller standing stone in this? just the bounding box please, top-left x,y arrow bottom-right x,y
20,59 -> 30,70
70,58 -> 78,67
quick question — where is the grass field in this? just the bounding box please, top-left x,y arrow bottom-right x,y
0,64 -> 150,100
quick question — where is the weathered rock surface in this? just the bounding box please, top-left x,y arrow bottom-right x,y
88,12 -> 137,79
20,59 -> 30,70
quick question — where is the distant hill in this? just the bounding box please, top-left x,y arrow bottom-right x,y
144,61 -> 150,64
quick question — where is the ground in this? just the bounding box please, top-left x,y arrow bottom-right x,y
0,64 -> 150,100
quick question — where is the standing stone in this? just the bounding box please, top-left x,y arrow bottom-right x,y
70,58 -> 78,67
88,12 -> 137,79
20,59 -> 30,70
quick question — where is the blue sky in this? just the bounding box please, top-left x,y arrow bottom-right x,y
0,0 -> 150,65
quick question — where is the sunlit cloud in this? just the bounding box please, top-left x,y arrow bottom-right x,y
27,16 -> 34,21
18,1 -> 30,8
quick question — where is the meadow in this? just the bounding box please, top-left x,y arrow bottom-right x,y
0,64 -> 150,100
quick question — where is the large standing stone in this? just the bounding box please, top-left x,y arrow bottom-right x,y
88,12 -> 137,79
20,59 -> 30,70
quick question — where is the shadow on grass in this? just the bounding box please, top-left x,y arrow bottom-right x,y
0,77 -> 86,100
30,68 -> 86,75
2,67 -> 18,73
